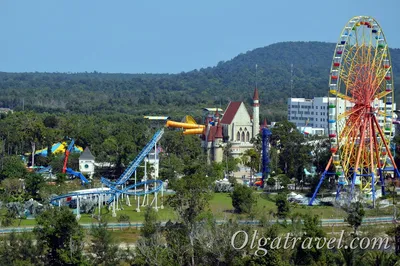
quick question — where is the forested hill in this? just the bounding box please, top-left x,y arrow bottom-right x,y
0,41 -> 399,121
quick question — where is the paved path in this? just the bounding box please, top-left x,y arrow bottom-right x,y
0,216 -> 395,234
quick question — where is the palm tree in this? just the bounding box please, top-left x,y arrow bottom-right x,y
240,148 -> 260,185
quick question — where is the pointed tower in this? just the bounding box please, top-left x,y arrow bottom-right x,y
213,110 -> 224,163
261,118 -> 267,131
252,87 -> 260,138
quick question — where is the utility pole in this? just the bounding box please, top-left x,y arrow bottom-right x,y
255,64 -> 258,90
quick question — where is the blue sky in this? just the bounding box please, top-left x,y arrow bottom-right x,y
1,0 -> 398,73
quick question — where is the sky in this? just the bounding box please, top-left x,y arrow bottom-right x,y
0,0 -> 399,74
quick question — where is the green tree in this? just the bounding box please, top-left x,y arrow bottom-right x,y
141,206 -> 158,239
167,171 -> 213,266
34,207 -> 85,265
275,193 -> 290,219
345,202 -> 365,235
230,184 -> 257,214
89,221 -> 119,266
0,155 -> 27,180
24,172 -> 45,200
271,120 -> 312,184
223,142 -> 239,174
241,148 -> 261,183
0,232 -> 38,265
20,112 -> 45,168
266,177 -> 276,190
294,214 -> 330,265
55,173 -> 67,185
360,250 -> 398,266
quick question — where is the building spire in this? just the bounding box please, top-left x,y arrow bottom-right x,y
253,87 -> 259,107
262,118 -> 267,128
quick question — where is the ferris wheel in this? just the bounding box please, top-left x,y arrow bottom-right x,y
309,16 -> 399,205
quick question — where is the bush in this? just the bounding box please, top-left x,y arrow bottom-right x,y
230,184 -> 257,214
275,193 -> 290,219
118,214 -> 130,223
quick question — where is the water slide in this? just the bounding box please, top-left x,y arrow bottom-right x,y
36,166 -> 52,174
165,120 -> 205,129
35,142 -> 83,156
165,117 -> 205,135
66,167 -> 90,185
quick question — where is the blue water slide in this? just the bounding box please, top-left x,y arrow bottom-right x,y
66,167 -> 90,184
67,139 -> 75,153
101,129 -> 164,186
37,166 -> 52,173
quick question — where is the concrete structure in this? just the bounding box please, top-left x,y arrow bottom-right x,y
147,148 -> 160,179
79,147 -> 95,179
202,88 -> 261,162
288,97 -> 396,136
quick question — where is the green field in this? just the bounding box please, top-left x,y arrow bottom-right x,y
4,192 -> 398,228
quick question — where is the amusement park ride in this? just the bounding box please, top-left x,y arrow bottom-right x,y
50,116 -> 204,219
309,15 -> 399,207
62,139 -> 90,185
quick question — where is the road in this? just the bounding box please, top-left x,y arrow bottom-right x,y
0,216 -> 396,234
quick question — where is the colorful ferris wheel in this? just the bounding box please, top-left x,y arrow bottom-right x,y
310,15 -> 399,205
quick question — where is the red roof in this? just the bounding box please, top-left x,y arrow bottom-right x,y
207,126 -> 217,142
253,87 -> 259,101
215,123 -> 223,139
220,102 -> 242,124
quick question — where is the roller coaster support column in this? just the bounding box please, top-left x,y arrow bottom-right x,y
76,196 -> 81,220
112,197 -> 116,217
160,183 -> 164,209
126,186 -> 131,206
116,189 -> 120,211
136,195 -> 140,212
134,171 -> 137,200
309,157 -> 333,206
142,158 -> 148,207
98,194 -> 101,216
151,192 -> 158,211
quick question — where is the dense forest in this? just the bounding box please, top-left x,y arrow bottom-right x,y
1,41 -> 399,122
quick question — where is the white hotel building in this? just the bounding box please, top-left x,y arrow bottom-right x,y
288,97 -> 396,136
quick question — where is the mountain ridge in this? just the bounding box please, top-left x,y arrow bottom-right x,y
0,41 -> 399,121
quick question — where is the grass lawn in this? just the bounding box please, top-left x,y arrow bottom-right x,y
210,192 -> 347,219
2,192 -> 396,229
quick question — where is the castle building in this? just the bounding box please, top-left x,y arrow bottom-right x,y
201,88 -> 261,163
